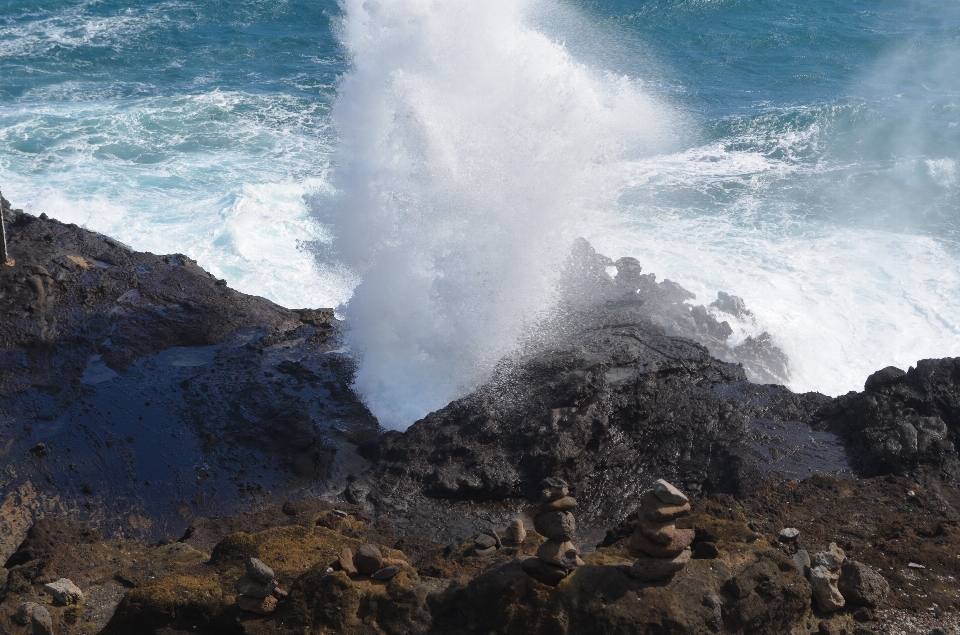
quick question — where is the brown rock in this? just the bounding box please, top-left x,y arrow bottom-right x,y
652,479 -> 688,505
638,516 -> 676,544
520,556 -> 568,586
236,593 -> 279,615
536,539 -> 579,570
354,543 -> 383,575
629,527 -> 694,558
381,557 -> 409,568
338,547 -> 357,574
629,548 -> 691,581
640,489 -> 691,521
505,519 -> 527,544
539,496 -> 577,512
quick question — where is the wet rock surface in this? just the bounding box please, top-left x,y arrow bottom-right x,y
3,201 -> 960,633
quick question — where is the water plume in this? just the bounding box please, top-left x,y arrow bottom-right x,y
317,0 -> 675,429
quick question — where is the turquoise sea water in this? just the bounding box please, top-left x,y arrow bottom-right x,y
1,0 -> 958,425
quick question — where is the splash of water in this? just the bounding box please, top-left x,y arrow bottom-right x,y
318,0 -> 674,429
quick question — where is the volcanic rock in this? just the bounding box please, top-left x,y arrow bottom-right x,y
235,574 -> 277,599
236,593 -> 279,615
779,527 -> 800,542
637,517 -> 676,545
810,565 -> 845,612
838,561 -> 890,608
540,496 -> 577,512
14,602 -> 37,625
31,606 -> 53,635
505,519 -> 526,544
338,547 -> 358,574
640,489 -> 691,521
536,540 -> 579,570
812,543 -> 845,572
372,565 -> 400,580
474,533 -> 497,550
520,556 -> 568,586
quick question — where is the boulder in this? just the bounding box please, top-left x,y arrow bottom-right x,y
533,511 -> 576,542
629,548 -> 691,581
838,561 -> 890,608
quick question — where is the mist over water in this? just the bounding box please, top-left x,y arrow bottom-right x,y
317,0 -> 675,429
1,0 -> 959,429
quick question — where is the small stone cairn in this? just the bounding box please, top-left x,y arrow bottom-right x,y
521,477 -> 583,586
235,557 -> 287,615
627,479 -> 694,581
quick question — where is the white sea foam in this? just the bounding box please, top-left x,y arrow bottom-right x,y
317,0 -> 676,429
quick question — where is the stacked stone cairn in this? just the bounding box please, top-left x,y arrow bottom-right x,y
521,477 -> 584,586
627,479 -> 694,581
235,557 -> 287,615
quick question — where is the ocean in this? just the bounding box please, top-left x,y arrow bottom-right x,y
1,0 -> 958,428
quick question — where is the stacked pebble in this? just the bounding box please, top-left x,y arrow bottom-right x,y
521,477 -> 583,586
627,479 -> 694,581
235,557 -> 287,615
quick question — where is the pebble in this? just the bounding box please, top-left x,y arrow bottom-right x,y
236,593 -> 279,615
652,478 -> 689,505
339,547 -> 358,574
246,557 -> 275,584
32,606 -> 54,635
907,562 -> 926,569
372,565 -> 401,580
381,557 -> 409,568
354,544 -> 384,575
43,577 -> 84,605
505,519 -> 527,544
778,527 -> 800,542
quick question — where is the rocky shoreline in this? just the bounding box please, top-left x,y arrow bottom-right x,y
2,199 -> 960,634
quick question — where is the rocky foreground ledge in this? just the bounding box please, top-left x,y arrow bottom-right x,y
1,201 -> 960,634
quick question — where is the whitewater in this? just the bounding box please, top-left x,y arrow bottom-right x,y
1,0 -> 958,429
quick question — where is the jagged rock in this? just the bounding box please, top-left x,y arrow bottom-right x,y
14,602 -> 38,625
235,574 -> 277,598
354,544 -> 383,575
32,605 -> 54,635
629,527 -> 695,558
533,511 -> 576,542
505,519 -> 527,544
629,548 -> 691,581
520,556 -> 568,586
640,489 -> 691,521
536,540 -> 579,570
838,561 -> 890,608
43,577 -> 83,605
652,479 -> 689,505
810,565 -> 845,612
812,543 -> 845,572
246,557 -> 275,584
638,517 -> 676,545
540,496 -> 577,512
339,547 -> 358,574
236,593 -> 279,615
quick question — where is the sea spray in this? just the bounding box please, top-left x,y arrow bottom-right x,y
318,0 -> 675,429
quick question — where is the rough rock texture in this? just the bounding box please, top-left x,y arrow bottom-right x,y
809,565 -> 845,612
838,561 -> 890,608
42,577 -> 84,605
629,548 -> 692,581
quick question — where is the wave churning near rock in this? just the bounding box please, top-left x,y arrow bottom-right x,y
315,0 -> 675,429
